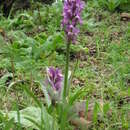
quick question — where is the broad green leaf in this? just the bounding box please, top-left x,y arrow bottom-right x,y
1,106 -> 58,130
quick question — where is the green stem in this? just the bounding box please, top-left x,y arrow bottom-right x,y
60,42 -> 70,130
63,42 -> 70,101
11,57 -> 15,82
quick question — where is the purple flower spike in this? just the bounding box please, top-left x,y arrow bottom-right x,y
46,67 -> 63,91
62,0 -> 85,44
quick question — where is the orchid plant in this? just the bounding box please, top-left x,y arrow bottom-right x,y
41,0 -> 84,129
45,67 -> 64,102
62,0 -> 84,101
43,0 -> 84,104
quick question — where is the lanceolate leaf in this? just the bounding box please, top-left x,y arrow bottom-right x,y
38,80 -> 52,107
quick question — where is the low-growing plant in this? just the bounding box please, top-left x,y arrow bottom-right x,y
97,0 -> 130,12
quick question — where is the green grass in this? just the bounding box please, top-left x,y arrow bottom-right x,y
0,1 -> 129,130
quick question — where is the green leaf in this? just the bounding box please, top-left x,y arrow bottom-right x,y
85,100 -> 89,118
3,118 -> 14,130
103,103 -> 110,115
93,102 -> 100,124
1,106 -> 58,130
37,80 -> 52,107
0,73 -> 12,88
22,85 -> 42,108
69,88 -> 87,105
24,117 -> 41,130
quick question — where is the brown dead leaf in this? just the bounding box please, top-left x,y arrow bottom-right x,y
71,117 -> 91,128
73,78 -> 85,87
70,100 -> 104,129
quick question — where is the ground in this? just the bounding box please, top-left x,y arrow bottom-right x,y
0,1 -> 129,130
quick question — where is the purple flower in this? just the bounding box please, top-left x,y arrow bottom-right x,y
46,67 -> 63,91
62,0 -> 84,44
